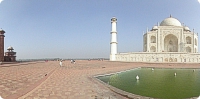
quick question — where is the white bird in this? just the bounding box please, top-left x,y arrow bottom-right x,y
136,75 -> 139,80
174,73 -> 177,76
152,68 -> 154,71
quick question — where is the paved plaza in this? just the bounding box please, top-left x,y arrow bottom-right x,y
0,60 -> 200,99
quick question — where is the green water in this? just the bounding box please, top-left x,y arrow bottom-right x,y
97,68 -> 200,99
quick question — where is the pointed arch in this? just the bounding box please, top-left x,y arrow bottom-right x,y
186,36 -> 191,44
195,38 -> 197,46
164,34 -> 178,52
151,36 -> 156,43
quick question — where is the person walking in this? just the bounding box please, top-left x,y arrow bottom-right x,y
59,60 -> 62,67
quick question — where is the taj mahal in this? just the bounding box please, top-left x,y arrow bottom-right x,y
110,15 -> 200,63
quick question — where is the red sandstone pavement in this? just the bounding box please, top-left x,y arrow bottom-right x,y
0,60 -> 200,99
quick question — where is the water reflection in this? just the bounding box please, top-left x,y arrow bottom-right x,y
136,80 -> 139,85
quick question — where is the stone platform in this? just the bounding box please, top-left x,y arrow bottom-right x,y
0,60 -> 200,99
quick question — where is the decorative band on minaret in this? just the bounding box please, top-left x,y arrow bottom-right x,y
110,17 -> 117,61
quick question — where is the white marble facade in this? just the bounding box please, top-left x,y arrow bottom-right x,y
110,16 -> 200,63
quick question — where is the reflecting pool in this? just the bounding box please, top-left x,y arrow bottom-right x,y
97,68 -> 200,98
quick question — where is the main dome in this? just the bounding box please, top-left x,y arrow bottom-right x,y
160,16 -> 182,26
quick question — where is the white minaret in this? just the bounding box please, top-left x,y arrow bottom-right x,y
110,17 -> 117,61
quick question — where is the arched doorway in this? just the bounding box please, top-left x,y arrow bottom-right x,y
186,36 -> 191,44
9,58 -> 11,61
164,34 -> 178,52
144,35 -> 147,52
151,36 -> 156,43
195,38 -> 197,46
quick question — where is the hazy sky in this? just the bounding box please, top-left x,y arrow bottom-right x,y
0,0 -> 200,59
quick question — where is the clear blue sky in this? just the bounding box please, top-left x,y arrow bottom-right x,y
0,0 -> 200,59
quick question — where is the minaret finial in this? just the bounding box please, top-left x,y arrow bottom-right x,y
170,14 -> 172,18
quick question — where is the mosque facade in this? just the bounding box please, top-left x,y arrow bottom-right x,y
110,16 -> 200,63
0,29 -> 16,62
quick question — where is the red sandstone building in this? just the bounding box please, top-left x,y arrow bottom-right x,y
0,29 -> 16,62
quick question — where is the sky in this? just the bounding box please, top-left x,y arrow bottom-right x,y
0,0 -> 200,59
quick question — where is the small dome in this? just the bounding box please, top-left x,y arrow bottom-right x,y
160,16 -> 182,26
0,29 -> 5,33
184,26 -> 190,31
7,46 -> 14,50
152,26 -> 158,30
111,17 -> 117,22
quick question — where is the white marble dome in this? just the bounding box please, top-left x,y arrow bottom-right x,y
0,29 -> 5,32
152,26 -> 158,30
160,17 -> 182,26
7,46 -> 14,50
184,26 -> 190,31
